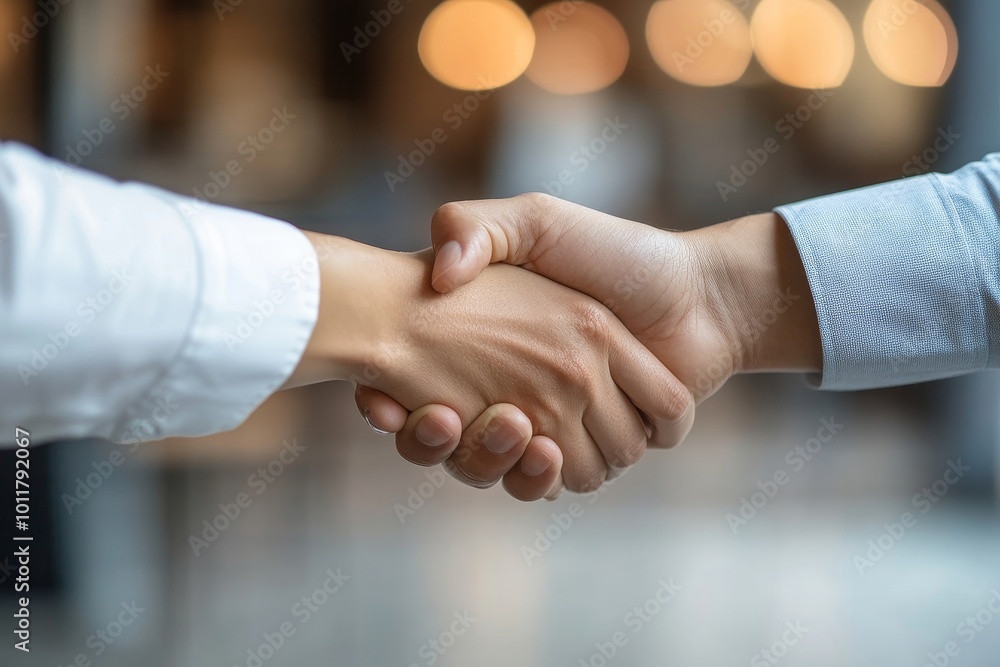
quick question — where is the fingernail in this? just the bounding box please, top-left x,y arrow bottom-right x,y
520,449 -> 553,477
483,417 -> 521,454
415,415 -> 453,448
363,409 -> 389,435
435,241 -> 463,282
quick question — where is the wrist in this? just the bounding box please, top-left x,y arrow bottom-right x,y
692,212 -> 822,375
287,233 -> 408,388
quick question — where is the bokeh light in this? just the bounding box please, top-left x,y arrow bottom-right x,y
526,2 -> 629,95
646,0 -> 753,87
418,0 -> 535,91
751,0 -> 855,89
863,0 -> 957,87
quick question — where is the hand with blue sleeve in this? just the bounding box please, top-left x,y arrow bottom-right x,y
362,155 -> 1000,498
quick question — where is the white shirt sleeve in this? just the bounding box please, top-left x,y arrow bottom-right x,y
0,143 -> 320,444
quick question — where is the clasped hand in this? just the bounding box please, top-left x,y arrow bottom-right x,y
305,194 -> 819,501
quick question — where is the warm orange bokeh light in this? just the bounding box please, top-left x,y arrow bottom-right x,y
526,2 -> 629,95
646,0 -> 753,87
751,0 -> 855,89
418,0 -> 535,91
863,0 -> 957,87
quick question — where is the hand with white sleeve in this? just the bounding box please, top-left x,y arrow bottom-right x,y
358,194 -> 823,496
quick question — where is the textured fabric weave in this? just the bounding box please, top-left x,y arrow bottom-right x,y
776,155 -> 1000,390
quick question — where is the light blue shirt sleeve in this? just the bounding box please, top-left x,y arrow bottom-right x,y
775,154 -> 1000,390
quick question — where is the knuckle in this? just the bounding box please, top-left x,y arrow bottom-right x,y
569,300 -> 613,344
531,403 -> 561,436
610,435 -> 646,469
553,348 -> 597,394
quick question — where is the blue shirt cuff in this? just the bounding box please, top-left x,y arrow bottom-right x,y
774,157 -> 999,390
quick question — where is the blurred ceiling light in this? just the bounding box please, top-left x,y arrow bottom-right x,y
645,0 -> 753,87
863,0 -> 957,87
418,0 -> 535,91
526,2 -> 629,95
750,0 -> 855,89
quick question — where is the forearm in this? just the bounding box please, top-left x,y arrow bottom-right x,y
699,153 -> 1000,389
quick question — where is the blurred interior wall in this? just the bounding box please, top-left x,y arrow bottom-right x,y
935,0 -> 1000,502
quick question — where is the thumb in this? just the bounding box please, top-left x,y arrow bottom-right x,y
430,195 -> 553,293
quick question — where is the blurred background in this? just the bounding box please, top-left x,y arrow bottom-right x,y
2,0 -> 999,665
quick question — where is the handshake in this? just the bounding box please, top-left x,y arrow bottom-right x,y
291,194 -> 822,501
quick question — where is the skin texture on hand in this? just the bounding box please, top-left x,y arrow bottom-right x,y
289,232 -> 693,498
358,194 -> 822,500
427,195 -> 821,392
